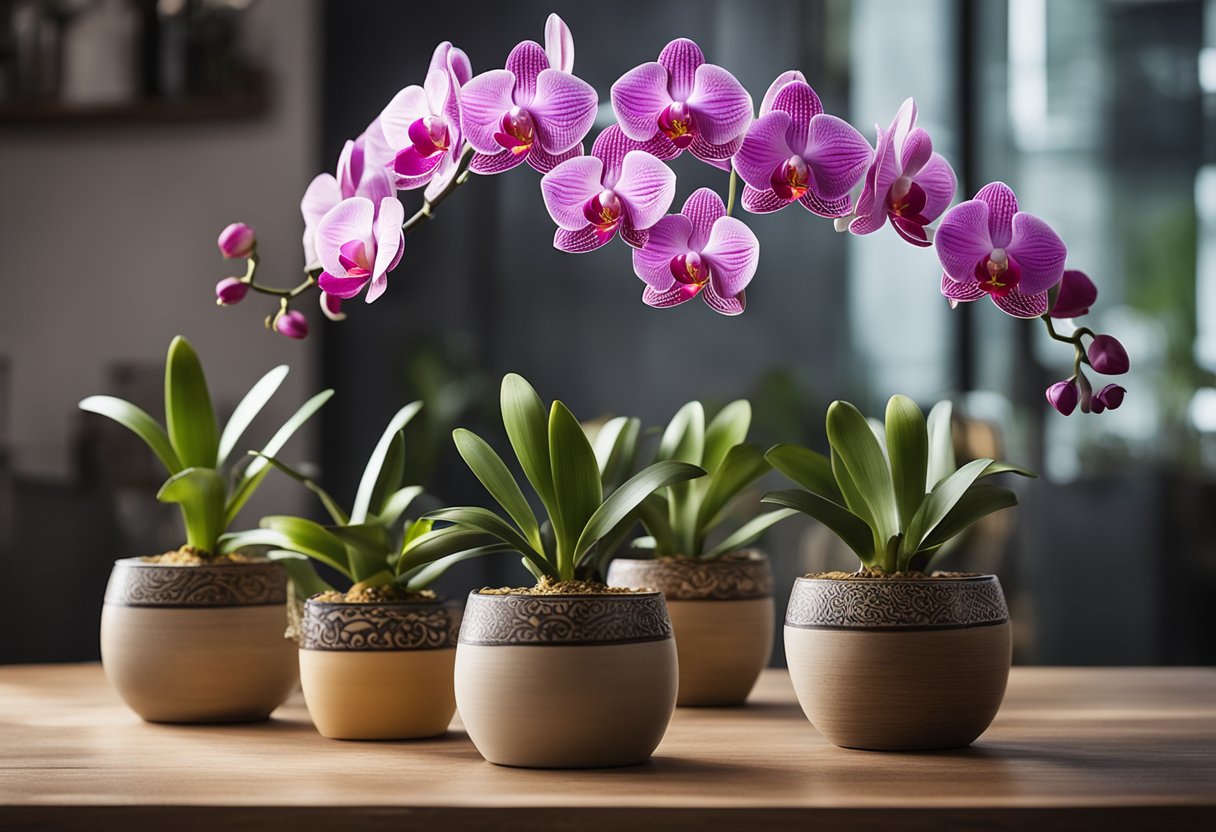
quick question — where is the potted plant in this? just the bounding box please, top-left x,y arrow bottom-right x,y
399,373 -> 704,768
763,395 -> 1034,750
79,335 -> 331,723
220,403 -> 473,740
604,400 -> 794,706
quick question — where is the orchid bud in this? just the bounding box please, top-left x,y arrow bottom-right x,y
215,277 -> 248,306
1045,379 -> 1079,416
1094,384 -> 1126,411
217,222 -> 256,259
1087,334 -> 1129,375
1049,270 -> 1097,318
274,310 -> 309,340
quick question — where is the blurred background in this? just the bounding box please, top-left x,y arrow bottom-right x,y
1,0 -> 1212,666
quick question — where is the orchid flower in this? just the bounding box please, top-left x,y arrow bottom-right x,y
540,124 -> 677,252
632,188 -> 759,315
610,38 -> 753,170
315,196 -> 405,304
460,14 -> 597,175
380,42 -> 473,199
847,98 -> 956,246
733,79 -> 872,216
300,136 -> 394,270
937,182 -> 1067,318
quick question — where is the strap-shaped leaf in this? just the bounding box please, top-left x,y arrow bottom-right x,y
926,400 -> 956,489
593,416 -> 641,492
885,395 -> 928,529
376,485 -> 424,529
351,402 -> 421,524
635,492 -> 678,557
79,395 -> 182,475
831,447 -> 873,529
980,461 -> 1037,479
268,550 -> 334,597
826,401 -> 898,544
426,506 -> 545,571
251,452 -> 348,525
217,365 -> 288,467
398,545 -> 509,591
327,522 -> 393,557
762,489 -> 875,563
453,428 -> 540,548
694,442 -> 770,535
398,524 -> 538,576
157,467 -> 227,553
573,460 -> 703,562
548,400 -> 603,575
702,399 -> 751,474
658,401 -> 705,465
765,443 -> 839,501
902,458 -> 993,557
703,508 -> 797,560
501,374 -> 556,516
261,515 -> 353,577
164,336 -> 219,468
919,483 -> 1019,552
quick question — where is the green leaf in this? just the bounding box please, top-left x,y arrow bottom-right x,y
500,373 -> 557,516
593,416 -> 641,492
885,395 -> 928,529
765,443 -> 840,501
761,489 -> 875,564
902,458 -> 994,559
216,365 -> 289,467
926,400 -> 956,489
327,522 -> 393,555
919,483 -> 1019,553
826,401 -> 898,544
980,461 -> 1038,479
548,400 -> 603,575
268,550 -> 333,597
702,400 -> 751,474
694,443 -> 770,535
397,524 -> 525,576
453,428 -> 540,549
251,452 -> 348,525
224,389 -> 333,527
635,493 -> 677,558
400,517 -> 433,553
376,485 -> 424,529
658,401 -> 705,465
156,467 -> 227,553
351,402 -> 421,524
703,508 -> 797,560
831,447 -> 873,530
573,460 -> 703,563
164,336 -> 219,468
78,395 -> 182,475
426,506 -> 546,574
399,545 -> 508,591
260,515 -> 352,578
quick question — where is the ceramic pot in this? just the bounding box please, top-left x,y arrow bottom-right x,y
784,574 -> 1011,751
607,551 -> 773,706
99,557 -> 298,723
454,591 -> 678,768
299,598 -> 461,740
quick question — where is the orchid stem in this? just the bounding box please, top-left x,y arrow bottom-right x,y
402,143 -> 477,236
1041,314 -> 1092,371
726,168 -> 738,216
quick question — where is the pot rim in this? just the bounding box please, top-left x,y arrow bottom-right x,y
303,595 -> 460,608
111,555 -> 277,568
610,548 -> 768,567
459,589 -> 673,647
793,573 -> 997,585
104,556 -> 287,608
785,573 -> 1008,631
300,596 -> 461,652
467,589 -> 665,600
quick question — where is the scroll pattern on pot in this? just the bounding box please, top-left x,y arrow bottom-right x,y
459,593 -> 673,646
300,602 -> 461,651
609,551 -> 773,600
785,577 -> 1009,630
104,559 -> 287,607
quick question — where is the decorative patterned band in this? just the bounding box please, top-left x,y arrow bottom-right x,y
458,592 -> 673,646
784,576 -> 1009,631
103,558 -> 287,608
300,600 -> 461,651
607,551 -> 773,601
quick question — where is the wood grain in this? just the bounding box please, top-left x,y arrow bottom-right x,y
0,664 -> 1213,831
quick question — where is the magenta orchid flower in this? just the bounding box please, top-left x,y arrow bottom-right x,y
733,79 -> 872,217
460,14 -> 597,175
540,124 -> 677,252
632,188 -> 759,316
380,42 -> 472,199
610,38 -> 753,170
937,182 -> 1067,318
848,98 -> 956,246
314,196 -> 405,304
300,135 -> 394,270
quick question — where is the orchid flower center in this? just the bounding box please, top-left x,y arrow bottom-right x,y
670,251 -> 710,297
769,155 -> 810,200
582,189 -> 623,231
888,180 -> 928,221
495,107 -> 535,155
407,116 -> 449,157
658,102 -> 696,149
974,248 -> 1022,297
337,240 -> 372,277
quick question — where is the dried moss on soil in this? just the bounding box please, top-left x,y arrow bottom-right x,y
313,586 -> 438,604
478,576 -> 652,595
143,547 -> 259,565
806,569 -> 980,580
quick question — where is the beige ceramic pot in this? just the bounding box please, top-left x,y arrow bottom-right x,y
454,590 -> 677,768
784,574 -> 1011,751
99,557 -> 298,723
299,598 -> 460,740
607,551 -> 773,706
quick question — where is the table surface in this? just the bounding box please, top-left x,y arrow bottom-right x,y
0,664 -> 1213,832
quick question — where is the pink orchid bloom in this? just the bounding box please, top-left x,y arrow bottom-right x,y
460,14 -> 597,175
848,98 -> 956,246
632,188 -> 759,316
540,124 -> 677,252
300,134 -> 394,270
758,71 -> 805,118
610,38 -> 753,170
315,196 -> 405,304
380,42 -> 473,199
733,79 -> 873,217
937,182 -> 1067,318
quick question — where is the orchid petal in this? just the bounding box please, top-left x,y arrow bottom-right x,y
448,45 -> 472,87
591,124 -> 639,184
632,214 -> 693,289
423,156 -> 459,201
759,70 -> 806,117
657,38 -> 705,101
702,283 -> 745,316
377,87 -> 430,154
740,184 -> 792,214
891,97 -> 917,159
527,142 -> 582,174
685,63 -> 753,145
771,81 -> 824,149
890,215 -> 933,246
1008,212 -> 1068,296
505,41 -> 548,105
701,216 -> 759,298
680,187 -> 726,250
733,112 -> 794,191
798,190 -> 852,218
424,44 -> 454,116
804,114 -> 873,201
992,287 -> 1049,319
393,146 -> 443,179
320,291 -> 346,322
469,149 -> 527,175
975,181 -> 1018,247
554,224 -> 614,253
366,197 -> 405,303
620,223 -> 650,249
688,133 -> 742,168
899,127 -> 933,177
301,173 -> 341,230
360,118 -> 397,176
317,271 -> 370,300
614,150 -> 677,231
935,199 -> 993,283
540,156 -> 606,230
853,123 -> 898,229
530,68 -> 599,154
643,284 -> 697,308
544,13 -> 575,73
459,70 -> 516,154
940,272 -> 985,302
913,153 -> 956,221
316,197 -> 374,278
610,62 -> 672,141
337,139 -> 361,197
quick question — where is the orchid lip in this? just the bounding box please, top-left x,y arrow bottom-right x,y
582,189 -> 623,230
408,116 -> 449,156
974,249 -> 1022,297
338,240 -> 372,277
770,155 -> 810,201
658,101 -> 696,148
670,251 -> 710,287
496,106 -> 535,155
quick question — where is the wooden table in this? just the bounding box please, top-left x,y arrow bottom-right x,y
0,665 -> 1213,831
